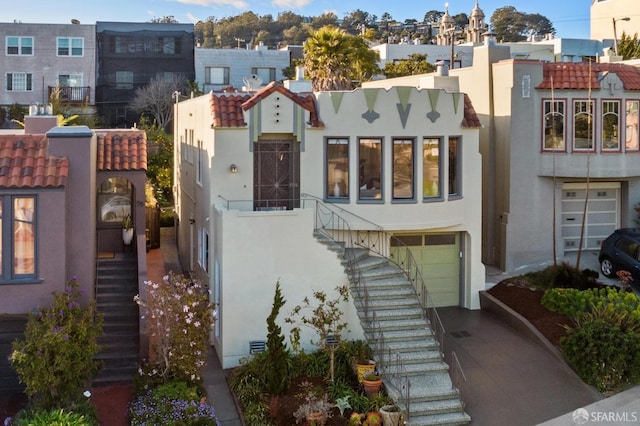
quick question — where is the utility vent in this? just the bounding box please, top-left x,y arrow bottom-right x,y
249,340 -> 266,354
326,334 -> 339,345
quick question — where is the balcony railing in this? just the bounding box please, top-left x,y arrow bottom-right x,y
48,86 -> 91,104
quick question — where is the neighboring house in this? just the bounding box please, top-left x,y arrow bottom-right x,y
373,35 -> 640,274
194,44 -> 290,93
0,21 -> 96,115
0,114 -> 148,391
174,71 -> 485,369
591,0 -> 639,42
95,21 -> 195,127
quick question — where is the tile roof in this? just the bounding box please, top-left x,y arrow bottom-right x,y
209,81 -> 323,128
462,94 -> 482,128
536,62 -> 640,90
0,135 -> 68,188
210,93 -> 250,128
96,130 -> 147,171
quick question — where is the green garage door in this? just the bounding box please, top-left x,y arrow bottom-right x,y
392,233 -> 460,307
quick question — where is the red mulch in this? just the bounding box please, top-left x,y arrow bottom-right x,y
487,278 -> 573,347
91,385 -> 133,426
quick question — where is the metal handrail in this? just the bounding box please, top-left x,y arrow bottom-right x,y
450,351 -> 467,407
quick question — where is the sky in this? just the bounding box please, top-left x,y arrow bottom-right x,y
6,0 -> 592,39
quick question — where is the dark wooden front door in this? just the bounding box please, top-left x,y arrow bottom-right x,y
253,140 -> 300,211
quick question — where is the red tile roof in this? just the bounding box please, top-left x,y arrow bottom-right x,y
96,130 -> 147,171
536,62 -> 640,90
462,94 -> 482,128
0,135 -> 68,188
209,81 -> 323,128
210,93 -> 250,128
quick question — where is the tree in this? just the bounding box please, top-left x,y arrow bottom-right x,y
265,281 -> 289,415
285,285 -> 350,382
311,12 -> 338,30
383,53 -> 435,78
617,32 -> 640,60
140,117 -> 174,206
423,10 -> 443,24
130,75 -> 186,131
303,26 -> 380,91
453,13 -> 469,29
491,6 -> 555,42
149,16 -> 179,23
341,9 -> 370,34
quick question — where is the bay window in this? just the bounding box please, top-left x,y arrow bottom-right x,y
423,138 -> 441,198
392,138 -> 414,200
358,138 -> 382,200
326,138 -> 349,199
0,195 -> 37,282
601,100 -> 620,151
573,100 -> 594,150
543,100 -> 565,150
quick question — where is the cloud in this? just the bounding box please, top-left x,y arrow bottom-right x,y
186,12 -> 201,23
272,0 -> 312,9
175,0 -> 248,9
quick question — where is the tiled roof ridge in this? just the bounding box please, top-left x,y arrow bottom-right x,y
462,94 -> 482,128
536,62 -> 640,91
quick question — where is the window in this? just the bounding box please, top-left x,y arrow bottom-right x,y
573,100 -> 594,150
543,100 -> 565,150
160,37 -> 176,54
423,138 -> 441,198
392,138 -> 414,200
6,73 -> 32,91
6,36 -> 33,55
198,228 -> 209,274
448,137 -> 461,198
97,178 -> 132,226
0,195 -> 37,281
205,67 -> 229,85
326,138 -> 349,199
625,100 -> 639,151
115,71 -> 133,89
358,138 -> 382,200
58,73 -> 83,87
57,37 -> 84,56
251,67 -> 276,84
601,100 -> 620,151
196,139 -> 203,186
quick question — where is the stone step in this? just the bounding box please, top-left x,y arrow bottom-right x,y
352,264 -> 405,281
406,411 -> 471,426
352,255 -> 390,272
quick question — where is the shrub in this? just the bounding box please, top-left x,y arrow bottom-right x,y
227,353 -> 271,425
524,262 -> 598,290
130,391 -> 221,425
134,273 -> 214,384
542,287 -> 640,318
265,281 -> 290,396
10,407 -> 91,426
561,308 -> 640,393
10,278 -> 103,411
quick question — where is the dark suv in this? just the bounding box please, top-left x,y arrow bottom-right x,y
599,228 -> 640,285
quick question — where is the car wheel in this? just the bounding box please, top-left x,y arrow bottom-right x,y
600,257 -> 615,278
104,212 -> 116,221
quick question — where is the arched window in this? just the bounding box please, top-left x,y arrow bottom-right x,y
98,177 -> 132,226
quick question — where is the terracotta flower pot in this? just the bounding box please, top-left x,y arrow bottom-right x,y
362,377 -> 382,397
306,411 -> 327,425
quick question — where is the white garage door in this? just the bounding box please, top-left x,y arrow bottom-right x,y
561,182 -> 620,252
391,233 -> 460,307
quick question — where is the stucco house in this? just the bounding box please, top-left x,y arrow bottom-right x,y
0,114 -> 148,391
368,34 -> 640,275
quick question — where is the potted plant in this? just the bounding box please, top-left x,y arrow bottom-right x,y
379,404 -> 403,426
362,372 -> 383,397
293,380 -> 334,425
352,341 -> 376,383
363,411 -> 382,425
122,213 -> 134,245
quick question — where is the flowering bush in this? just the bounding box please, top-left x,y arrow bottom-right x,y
130,393 -> 221,425
10,278 -> 103,412
134,273 -> 214,384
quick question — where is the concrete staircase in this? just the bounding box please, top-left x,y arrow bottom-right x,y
93,253 -> 140,385
315,232 -> 470,425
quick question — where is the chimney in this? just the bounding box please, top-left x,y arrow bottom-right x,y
435,60 -> 449,76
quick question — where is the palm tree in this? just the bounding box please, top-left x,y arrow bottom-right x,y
303,26 -> 380,91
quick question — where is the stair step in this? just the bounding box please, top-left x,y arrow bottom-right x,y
406,411 -> 471,426
353,265 -> 405,280
352,255 -> 390,271
381,339 -> 441,354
